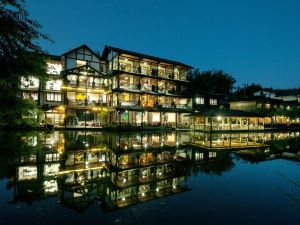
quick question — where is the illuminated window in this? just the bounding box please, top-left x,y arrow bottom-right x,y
47,62 -> 62,75
44,164 -> 60,176
21,76 -> 39,89
18,166 -> 37,180
209,152 -> 217,158
47,93 -> 61,102
22,92 -> 38,100
209,98 -> 218,105
195,152 -> 204,160
195,97 -> 204,105
45,80 -> 62,90
45,153 -> 60,162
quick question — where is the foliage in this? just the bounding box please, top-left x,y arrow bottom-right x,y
187,69 -> 236,96
0,0 -> 51,127
230,83 -> 262,99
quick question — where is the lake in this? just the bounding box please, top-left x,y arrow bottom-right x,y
0,131 -> 299,225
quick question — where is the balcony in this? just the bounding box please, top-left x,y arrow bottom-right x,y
113,57 -> 189,82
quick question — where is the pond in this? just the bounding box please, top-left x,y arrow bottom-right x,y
0,131 -> 299,225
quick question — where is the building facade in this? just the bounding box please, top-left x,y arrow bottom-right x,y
20,44 -> 194,129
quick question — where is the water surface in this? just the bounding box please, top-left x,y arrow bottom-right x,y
0,131 -> 299,225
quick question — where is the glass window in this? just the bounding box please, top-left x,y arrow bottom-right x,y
209,98 -> 218,105
22,92 -> 38,100
47,62 -> 62,75
45,80 -> 62,90
47,93 -> 62,102
195,97 -> 205,105
67,75 -> 78,85
21,76 -> 39,89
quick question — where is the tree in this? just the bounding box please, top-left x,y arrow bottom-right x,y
231,83 -> 262,99
187,69 -> 236,96
0,0 -> 51,127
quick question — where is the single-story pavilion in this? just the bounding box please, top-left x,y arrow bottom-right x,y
189,109 -> 266,131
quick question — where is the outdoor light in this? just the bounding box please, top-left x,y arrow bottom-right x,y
173,185 -> 176,189
123,178 -> 127,183
156,188 -> 159,192
217,116 -> 222,121
142,193 -> 145,197
122,197 -> 125,201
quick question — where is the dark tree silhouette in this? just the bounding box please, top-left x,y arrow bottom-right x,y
0,0 -> 51,127
187,69 -> 236,96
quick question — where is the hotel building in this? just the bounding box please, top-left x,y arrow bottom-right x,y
20,44 -> 193,129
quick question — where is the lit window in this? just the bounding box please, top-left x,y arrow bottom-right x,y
21,76 -> 39,89
47,62 -> 62,75
209,152 -> 217,158
47,93 -> 62,102
195,152 -> 204,160
45,80 -> 62,90
18,166 -> 37,180
209,98 -> 218,105
22,92 -> 38,100
195,97 -> 205,105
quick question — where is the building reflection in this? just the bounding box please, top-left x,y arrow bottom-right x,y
3,130 -> 299,211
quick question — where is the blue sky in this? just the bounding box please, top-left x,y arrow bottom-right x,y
27,0 -> 300,88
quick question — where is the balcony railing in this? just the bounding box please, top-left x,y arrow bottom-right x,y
117,63 -> 188,81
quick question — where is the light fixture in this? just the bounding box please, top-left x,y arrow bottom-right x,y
217,116 -> 222,121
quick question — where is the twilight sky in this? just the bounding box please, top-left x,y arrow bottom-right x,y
27,0 -> 300,88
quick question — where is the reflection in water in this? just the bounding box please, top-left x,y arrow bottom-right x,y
0,131 -> 299,212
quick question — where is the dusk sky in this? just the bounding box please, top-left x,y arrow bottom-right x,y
27,0 -> 300,89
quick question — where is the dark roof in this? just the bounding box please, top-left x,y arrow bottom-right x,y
102,45 -> 193,69
38,53 -> 61,61
191,109 -> 264,117
62,44 -> 102,60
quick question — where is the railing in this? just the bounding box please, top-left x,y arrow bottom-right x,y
117,63 -> 188,81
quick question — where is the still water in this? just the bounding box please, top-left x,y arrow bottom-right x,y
0,131 -> 299,225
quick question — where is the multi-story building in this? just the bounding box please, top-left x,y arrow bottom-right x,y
20,53 -> 64,125
102,46 -> 193,129
61,45 -> 110,128
20,44 -> 194,129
